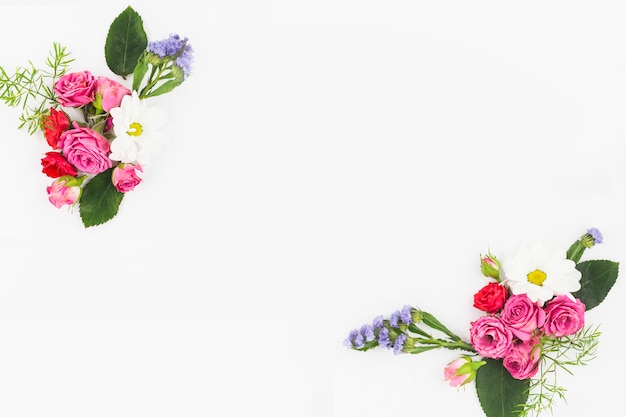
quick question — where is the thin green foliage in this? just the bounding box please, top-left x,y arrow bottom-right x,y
0,42 -> 74,134
519,325 -> 601,417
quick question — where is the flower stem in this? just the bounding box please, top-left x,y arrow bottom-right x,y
139,63 -> 173,98
412,337 -> 475,353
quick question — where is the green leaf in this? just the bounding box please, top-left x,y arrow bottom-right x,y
566,240 -> 585,263
142,78 -> 184,98
476,359 -> 529,417
407,323 -> 432,338
105,6 -> 148,77
573,260 -> 619,310
79,169 -> 124,228
132,54 -> 149,92
408,345 -> 440,354
421,311 -> 461,341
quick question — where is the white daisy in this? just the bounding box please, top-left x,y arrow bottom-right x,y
499,239 -> 582,305
109,91 -> 167,165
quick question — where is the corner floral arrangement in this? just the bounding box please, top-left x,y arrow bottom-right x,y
0,6 -> 193,227
344,228 -> 619,417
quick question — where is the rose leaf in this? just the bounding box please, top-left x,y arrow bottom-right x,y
79,168 -> 124,228
105,6 -> 148,77
475,358 -> 529,417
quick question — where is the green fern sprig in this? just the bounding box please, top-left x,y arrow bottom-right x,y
520,325 -> 601,417
0,42 -> 73,134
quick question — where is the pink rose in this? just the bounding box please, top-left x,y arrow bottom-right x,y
542,295 -> 586,337
54,71 -> 96,107
47,177 -> 81,208
500,294 -> 546,341
112,163 -> 143,192
94,76 -> 131,112
503,338 -> 542,380
57,122 -> 112,174
469,315 -> 513,359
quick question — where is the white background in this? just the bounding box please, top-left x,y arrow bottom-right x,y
0,0 -> 625,416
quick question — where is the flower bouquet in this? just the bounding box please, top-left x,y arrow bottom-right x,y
344,228 -> 619,417
0,6 -> 193,227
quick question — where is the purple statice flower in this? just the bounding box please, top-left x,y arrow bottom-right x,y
581,227 -> 603,249
360,324 -> 375,342
390,310 -> 401,328
175,43 -> 194,78
390,305 -> 413,327
372,315 -> 384,329
354,333 -> 365,349
378,327 -> 391,349
344,324 -> 375,350
343,329 -> 358,349
393,334 -> 407,355
148,33 -> 187,57
588,228 -> 603,245
400,305 -> 413,324
147,33 -> 194,78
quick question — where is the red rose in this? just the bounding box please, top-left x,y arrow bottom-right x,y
41,151 -> 78,178
473,282 -> 508,314
42,108 -> 70,149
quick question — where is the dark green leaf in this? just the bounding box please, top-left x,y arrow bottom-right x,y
105,6 -> 147,77
476,359 -> 529,417
79,169 -> 124,228
573,260 -> 619,310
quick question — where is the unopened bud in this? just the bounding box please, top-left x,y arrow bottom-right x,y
480,252 -> 500,280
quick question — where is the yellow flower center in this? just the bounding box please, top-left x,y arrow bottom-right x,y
527,269 -> 547,286
127,122 -> 143,136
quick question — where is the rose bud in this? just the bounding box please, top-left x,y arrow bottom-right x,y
480,252 -> 501,280
46,175 -> 85,208
444,356 -> 486,388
